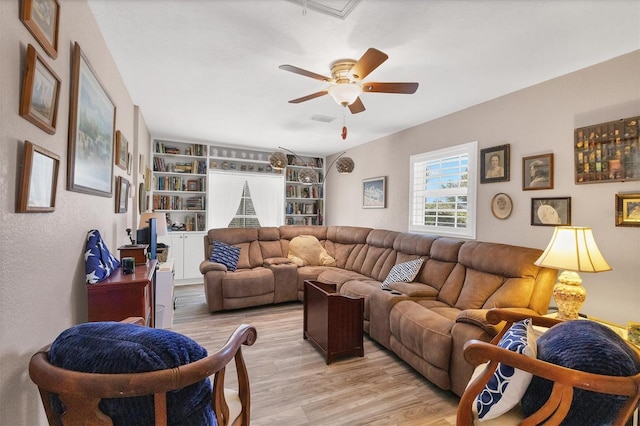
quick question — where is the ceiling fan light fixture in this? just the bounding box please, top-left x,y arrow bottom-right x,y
328,83 -> 362,106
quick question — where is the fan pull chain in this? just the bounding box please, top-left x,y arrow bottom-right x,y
341,106 -> 348,140
302,0 -> 307,16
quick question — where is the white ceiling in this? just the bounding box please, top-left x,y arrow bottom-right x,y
87,0 -> 640,157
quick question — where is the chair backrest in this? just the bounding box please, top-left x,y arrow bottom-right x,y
457,309 -> 640,426
29,318 -> 257,426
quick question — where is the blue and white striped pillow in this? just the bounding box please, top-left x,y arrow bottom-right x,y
210,240 -> 241,271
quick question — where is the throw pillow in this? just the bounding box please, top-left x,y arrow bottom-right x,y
48,321 -> 215,425
472,318 -> 537,421
85,229 -> 120,284
287,235 -> 336,267
210,240 -> 241,271
521,320 -> 640,425
380,258 -> 424,288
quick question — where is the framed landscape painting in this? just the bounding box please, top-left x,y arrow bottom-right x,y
17,141 -> 60,213
362,176 -> 386,208
615,192 -> 640,227
20,0 -> 60,59
67,42 -> 116,197
19,44 -> 61,134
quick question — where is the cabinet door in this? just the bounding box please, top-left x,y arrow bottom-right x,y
169,234 -> 185,279
183,233 -> 205,280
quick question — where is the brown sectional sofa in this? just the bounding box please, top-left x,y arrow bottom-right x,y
199,225 -> 557,396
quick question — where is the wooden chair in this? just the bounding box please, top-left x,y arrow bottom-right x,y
457,309 -> 640,426
29,318 -> 257,426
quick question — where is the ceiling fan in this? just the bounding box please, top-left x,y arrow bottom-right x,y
279,48 -> 419,114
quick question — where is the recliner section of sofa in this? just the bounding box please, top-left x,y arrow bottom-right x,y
199,225 -> 556,397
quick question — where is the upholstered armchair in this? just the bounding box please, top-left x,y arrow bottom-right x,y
457,309 -> 640,426
29,317 -> 257,425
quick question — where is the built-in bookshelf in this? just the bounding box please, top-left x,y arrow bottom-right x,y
284,154 -> 325,226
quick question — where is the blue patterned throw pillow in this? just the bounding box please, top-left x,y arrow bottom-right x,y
85,229 -> 120,284
49,322 -> 216,425
380,258 -> 424,288
210,240 -> 241,271
472,318 -> 537,421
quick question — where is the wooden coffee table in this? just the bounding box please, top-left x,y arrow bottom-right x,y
303,280 -> 364,364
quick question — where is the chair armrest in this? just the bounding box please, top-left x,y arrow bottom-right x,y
485,308 -> 563,329
121,317 -> 145,325
200,260 -> 227,274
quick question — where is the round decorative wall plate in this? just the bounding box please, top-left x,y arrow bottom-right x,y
491,193 -> 513,220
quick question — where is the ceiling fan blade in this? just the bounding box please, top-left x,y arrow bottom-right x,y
279,64 -> 331,82
349,48 -> 388,81
348,97 -> 366,114
288,90 -> 328,104
362,82 -> 419,94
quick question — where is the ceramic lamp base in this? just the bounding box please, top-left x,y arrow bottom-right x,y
553,270 -> 586,320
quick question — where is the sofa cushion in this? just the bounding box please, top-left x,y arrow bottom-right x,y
85,229 -> 120,284
381,258 -> 424,288
49,321 -> 215,425
210,240 -> 240,271
472,318 -> 537,421
288,235 -> 336,267
522,320 -> 640,425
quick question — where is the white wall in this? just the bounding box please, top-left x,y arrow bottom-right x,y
0,1 -> 149,424
325,50 -> 640,326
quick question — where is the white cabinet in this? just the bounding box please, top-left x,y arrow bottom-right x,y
159,232 -> 205,284
155,261 -> 175,329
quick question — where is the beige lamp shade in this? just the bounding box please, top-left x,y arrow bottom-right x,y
534,227 -> 611,272
138,212 -> 169,237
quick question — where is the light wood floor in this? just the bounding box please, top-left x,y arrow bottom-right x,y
171,284 -> 459,426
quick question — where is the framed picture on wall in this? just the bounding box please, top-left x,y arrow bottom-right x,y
531,197 -> 571,226
20,0 -> 60,59
362,176 -> 386,208
115,176 -> 129,213
522,153 -> 554,190
480,144 -> 510,183
19,44 -> 61,135
16,141 -> 60,213
490,193 -> 513,220
67,42 -> 116,197
115,131 -> 128,170
615,192 -> 640,227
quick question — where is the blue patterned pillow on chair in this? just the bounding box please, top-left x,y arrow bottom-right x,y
210,240 -> 241,271
471,318 -> 537,420
49,322 -> 216,425
380,258 -> 424,288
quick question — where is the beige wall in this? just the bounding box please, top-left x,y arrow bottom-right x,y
0,1 -> 149,424
326,50 -> 640,326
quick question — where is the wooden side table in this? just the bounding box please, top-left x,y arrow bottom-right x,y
86,260 -> 157,327
303,280 -> 364,364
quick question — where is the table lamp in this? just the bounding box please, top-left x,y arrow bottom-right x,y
534,226 -> 611,320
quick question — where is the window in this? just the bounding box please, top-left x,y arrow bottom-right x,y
409,141 -> 477,239
229,181 -> 261,228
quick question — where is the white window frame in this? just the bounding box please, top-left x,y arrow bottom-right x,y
409,141 -> 477,239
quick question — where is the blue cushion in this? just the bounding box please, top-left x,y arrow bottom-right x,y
472,318 -> 537,420
210,240 -> 241,271
49,322 -> 216,426
522,320 -> 640,425
85,229 -> 120,284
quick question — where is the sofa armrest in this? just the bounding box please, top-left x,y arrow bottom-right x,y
263,257 -> 293,266
455,309 -> 503,336
200,260 -> 227,274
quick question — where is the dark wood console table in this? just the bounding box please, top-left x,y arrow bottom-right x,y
86,260 -> 157,327
303,280 -> 364,364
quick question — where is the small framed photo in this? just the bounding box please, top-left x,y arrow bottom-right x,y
19,44 -> 61,134
363,176 -> 386,209
187,179 -> 198,191
531,197 -> 571,226
523,153 -> 554,190
115,130 -> 128,170
20,0 -> 60,59
615,192 -> 640,227
115,176 -> 130,213
491,193 -> 513,220
17,141 -> 60,213
480,144 -> 510,183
